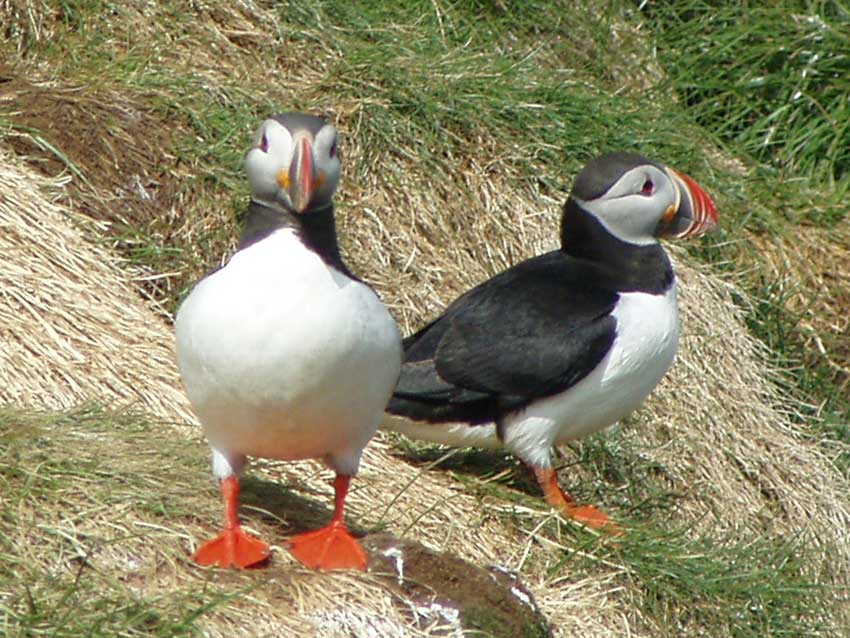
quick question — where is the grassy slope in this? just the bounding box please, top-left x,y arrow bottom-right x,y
1,0 -> 848,636
640,0 -> 850,476
0,407 -> 219,638
0,406 -> 833,638
643,0 -> 850,484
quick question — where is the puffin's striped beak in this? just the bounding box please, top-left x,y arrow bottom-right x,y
288,135 -> 315,213
656,168 -> 719,239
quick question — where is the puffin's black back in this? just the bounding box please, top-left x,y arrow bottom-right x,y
388,251 -> 619,425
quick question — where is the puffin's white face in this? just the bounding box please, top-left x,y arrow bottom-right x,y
576,164 -> 678,245
574,159 -> 717,246
244,117 -> 341,213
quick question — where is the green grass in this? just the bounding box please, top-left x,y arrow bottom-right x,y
2,0 -> 739,311
4,580 -> 221,638
638,0 -> 850,469
272,0 -> 728,197
393,435 -> 838,637
0,406 -> 237,637
25,0 -> 718,185
642,1 -> 850,186
585,527 -> 828,638
5,0 -> 845,230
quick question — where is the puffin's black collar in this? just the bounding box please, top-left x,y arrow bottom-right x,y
560,199 -> 673,294
239,199 -> 356,279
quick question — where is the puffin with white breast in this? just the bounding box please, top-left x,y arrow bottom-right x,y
176,113 -> 402,570
385,152 -> 718,532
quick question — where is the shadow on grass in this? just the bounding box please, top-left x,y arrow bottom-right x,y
389,443 -> 544,495
238,475 -> 372,537
389,435 -> 687,524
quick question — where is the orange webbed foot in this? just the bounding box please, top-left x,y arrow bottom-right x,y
288,520 -> 367,571
532,465 -> 623,536
193,526 -> 271,569
194,475 -> 271,569
563,503 -> 623,536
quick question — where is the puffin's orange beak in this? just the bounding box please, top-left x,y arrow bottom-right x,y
287,136 -> 315,213
656,168 -> 719,239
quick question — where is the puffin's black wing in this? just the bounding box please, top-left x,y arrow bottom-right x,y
388,251 -> 618,424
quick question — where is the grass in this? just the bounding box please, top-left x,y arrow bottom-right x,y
642,1 -> 850,186
0,406 -> 227,637
3,0 -> 741,312
392,433 -> 838,637
1,407 -> 839,638
638,0 -> 850,470
595,528 -> 828,638
2,0 -> 849,635
637,0 -> 850,344
742,272 -> 850,477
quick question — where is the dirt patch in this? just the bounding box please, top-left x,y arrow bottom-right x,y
0,64 -> 176,225
0,63 -> 202,311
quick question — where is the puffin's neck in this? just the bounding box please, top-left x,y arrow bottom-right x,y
239,199 -> 355,278
559,199 -> 674,294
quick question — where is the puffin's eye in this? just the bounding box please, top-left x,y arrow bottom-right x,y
641,179 -> 654,195
328,139 -> 338,158
259,133 -> 269,153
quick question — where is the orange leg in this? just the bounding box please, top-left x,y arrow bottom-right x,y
287,474 -> 367,571
194,475 -> 271,568
532,466 -> 621,535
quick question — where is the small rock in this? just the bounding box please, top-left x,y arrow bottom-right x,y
364,533 -> 552,638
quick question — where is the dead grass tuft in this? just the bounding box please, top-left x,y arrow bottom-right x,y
0,151 -> 191,422
750,228 -> 850,392
636,256 -> 850,570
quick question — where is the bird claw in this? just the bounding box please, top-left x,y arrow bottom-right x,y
564,503 -> 623,536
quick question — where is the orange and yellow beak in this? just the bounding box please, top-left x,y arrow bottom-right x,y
656,168 -> 719,239
278,135 -> 316,213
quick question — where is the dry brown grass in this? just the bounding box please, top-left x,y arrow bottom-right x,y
0,152 -> 191,422
640,257 -> 849,562
750,228 -> 850,392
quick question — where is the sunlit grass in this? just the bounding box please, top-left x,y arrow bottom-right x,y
1,1 -> 848,634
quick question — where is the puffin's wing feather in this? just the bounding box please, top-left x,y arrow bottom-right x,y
388,252 -> 618,423
436,308 -> 616,399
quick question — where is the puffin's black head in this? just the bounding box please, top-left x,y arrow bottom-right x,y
244,112 -> 341,214
566,151 -> 718,246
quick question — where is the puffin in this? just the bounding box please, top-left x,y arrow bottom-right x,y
175,113 -> 402,570
384,152 -> 718,532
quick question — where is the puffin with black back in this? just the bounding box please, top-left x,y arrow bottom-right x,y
385,152 -> 718,533
176,113 -> 402,570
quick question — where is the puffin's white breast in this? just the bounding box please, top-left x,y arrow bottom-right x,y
385,285 -> 680,467
175,228 -> 401,473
